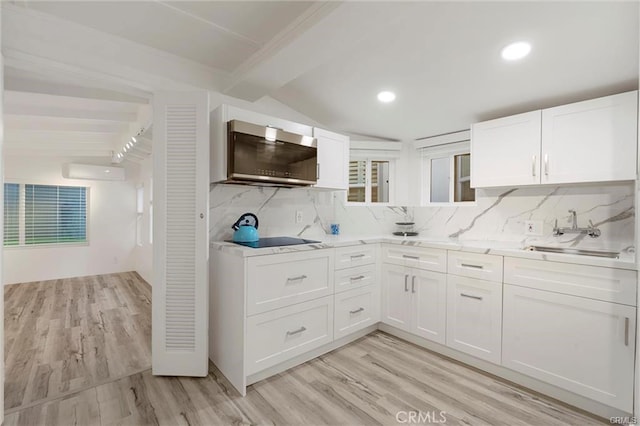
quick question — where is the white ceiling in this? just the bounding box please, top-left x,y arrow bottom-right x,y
2,1 -> 639,155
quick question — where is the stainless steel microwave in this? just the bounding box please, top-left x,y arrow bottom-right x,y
226,120 -> 318,187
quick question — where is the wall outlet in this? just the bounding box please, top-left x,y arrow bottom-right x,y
524,220 -> 543,236
295,210 -> 303,223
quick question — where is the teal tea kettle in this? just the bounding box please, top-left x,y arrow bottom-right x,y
232,213 -> 259,243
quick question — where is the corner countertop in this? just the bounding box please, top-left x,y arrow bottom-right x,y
210,235 -> 637,270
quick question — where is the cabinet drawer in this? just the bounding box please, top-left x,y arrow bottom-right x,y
246,296 -> 333,375
504,257 -> 636,305
446,275 -> 502,364
334,287 -> 380,340
448,251 -> 503,282
382,244 -> 446,273
247,251 -> 333,316
334,264 -> 376,293
334,245 -> 376,269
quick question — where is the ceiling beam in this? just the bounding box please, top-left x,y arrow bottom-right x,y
2,4 -> 231,93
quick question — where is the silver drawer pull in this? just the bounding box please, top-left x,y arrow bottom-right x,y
286,326 -> 307,336
461,263 -> 484,270
349,307 -> 364,314
350,275 -> 365,281
350,254 -> 366,259
411,275 -> 416,293
625,317 -> 630,346
286,274 -> 307,282
460,293 -> 483,301
404,274 -> 409,292
402,255 -> 419,260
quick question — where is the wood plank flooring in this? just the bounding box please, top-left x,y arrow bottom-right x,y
5,272 -> 606,425
4,272 -> 151,412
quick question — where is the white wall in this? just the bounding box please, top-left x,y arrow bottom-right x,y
134,156 -> 153,284
3,156 -> 139,285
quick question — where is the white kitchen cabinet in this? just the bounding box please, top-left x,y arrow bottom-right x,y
471,91 -> 638,188
246,296 -> 333,375
503,284 -> 636,412
313,127 -> 350,190
446,275 -> 502,364
541,91 -> 637,184
471,110 -> 542,188
382,264 -> 447,344
334,286 -> 380,340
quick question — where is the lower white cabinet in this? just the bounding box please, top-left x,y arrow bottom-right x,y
446,275 -> 502,364
246,296 -> 334,375
382,264 -> 447,344
334,286 -> 380,340
502,284 -> 636,412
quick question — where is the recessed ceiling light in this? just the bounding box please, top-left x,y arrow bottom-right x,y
501,41 -> 531,61
377,91 -> 396,103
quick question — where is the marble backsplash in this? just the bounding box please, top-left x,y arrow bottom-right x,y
210,182 -> 635,251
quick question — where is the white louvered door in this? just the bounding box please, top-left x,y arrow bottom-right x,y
152,91 -> 210,376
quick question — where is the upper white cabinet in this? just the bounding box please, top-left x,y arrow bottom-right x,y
471,110 -> 542,188
541,91 -> 637,184
313,127 -> 350,190
471,91 -> 638,188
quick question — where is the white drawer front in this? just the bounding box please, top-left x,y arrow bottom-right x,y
334,264 -> 376,293
247,251 -> 334,316
382,244 -> 446,273
246,296 -> 333,375
448,251 -> 503,282
334,287 -> 380,340
504,257 -> 637,305
334,245 -> 376,270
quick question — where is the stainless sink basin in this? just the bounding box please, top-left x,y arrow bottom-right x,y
524,245 -> 620,259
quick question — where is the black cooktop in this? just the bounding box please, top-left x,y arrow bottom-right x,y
227,236 -> 321,249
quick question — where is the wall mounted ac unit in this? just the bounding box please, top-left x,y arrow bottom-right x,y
62,163 -> 126,181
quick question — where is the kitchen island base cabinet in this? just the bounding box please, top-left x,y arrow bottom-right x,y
334,286 -> 380,340
502,284 -> 636,412
446,275 -> 502,364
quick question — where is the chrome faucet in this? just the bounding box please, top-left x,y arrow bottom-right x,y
553,210 -> 601,238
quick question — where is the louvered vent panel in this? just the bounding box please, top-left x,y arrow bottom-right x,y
165,105 -> 197,351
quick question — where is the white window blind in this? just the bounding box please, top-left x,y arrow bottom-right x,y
4,183 -> 19,246
3,184 -> 88,247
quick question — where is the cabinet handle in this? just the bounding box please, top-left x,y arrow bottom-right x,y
404,274 -> 409,292
532,155 -> 536,177
625,317 -> 630,346
411,276 -> 416,293
350,307 -> 365,314
350,254 -> 365,259
544,154 -> 549,176
316,163 -> 320,180
287,274 -> 307,282
461,263 -> 484,270
286,326 -> 307,336
350,275 -> 365,281
460,293 -> 483,300
402,255 -> 419,260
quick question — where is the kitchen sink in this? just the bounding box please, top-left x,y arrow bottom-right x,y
524,245 -> 620,259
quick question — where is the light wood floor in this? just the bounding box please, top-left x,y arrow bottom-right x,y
5,273 -> 606,425
4,272 -> 151,412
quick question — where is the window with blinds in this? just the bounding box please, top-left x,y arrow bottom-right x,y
4,183 -> 19,246
3,183 -> 87,247
348,159 -> 391,204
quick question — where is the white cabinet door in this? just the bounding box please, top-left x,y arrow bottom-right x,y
446,275 -> 502,364
381,264 -> 411,331
313,128 -> 350,190
471,110 -> 542,188
541,91 -> 637,184
411,269 -> 447,345
503,284 -> 636,412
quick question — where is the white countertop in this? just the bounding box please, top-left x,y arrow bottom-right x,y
211,235 -> 637,270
